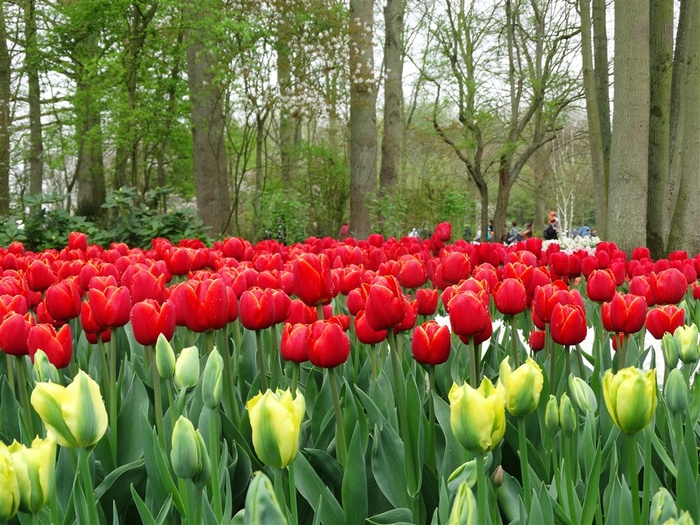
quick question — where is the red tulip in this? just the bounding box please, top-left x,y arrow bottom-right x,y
88,285 -> 132,328
611,332 -> 630,352
528,330 -> 545,352
411,321 -> 451,365
346,283 -> 370,316
28,323 -> 72,368
586,269 -> 617,303
393,298 -> 418,334
471,264 -> 499,292
280,323 -> 310,363
239,287 -> 276,331
271,290 -> 292,324
337,267 -> 364,295
0,294 -> 27,318
287,299 -> 318,324
601,293 -> 647,334
131,299 -> 176,346
532,282 -> 570,323
129,270 -> 167,304
307,320 -> 351,368
45,278 -> 82,322
293,253 -> 335,307
0,312 -> 35,356
398,256 -> 427,289
183,279 -> 229,332
68,231 -> 88,251
26,260 -> 57,292
650,268 -> 687,305
415,288 -> 439,316
328,314 -> 350,331
440,252 -> 471,285
550,303 -> 587,346
166,247 -> 194,276
435,222 -> 452,242
629,275 -> 655,307
492,278 -> 528,316
364,276 -> 405,331
448,291 -> 490,339
646,305 -> 685,340
354,310 -> 388,344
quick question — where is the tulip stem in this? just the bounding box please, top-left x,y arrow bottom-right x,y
291,363 -> 299,398
288,461 -> 299,525
369,344 -> 378,381
618,335 -> 628,372
14,355 -> 34,439
255,330 -> 268,391
151,359 -> 166,449
427,366 -> 436,470
328,367 -> 347,465
628,434 -> 641,525
188,481 -> 202,525
219,327 -> 240,426
78,448 -> 99,525
549,343 -> 557,396
469,338 -> 479,388
476,453 -> 489,525
641,428 -> 652,525
270,324 -> 282,390
510,318 -> 520,367
6,353 -> 15,396
207,407 -> 222,521
109,337 -> 118,464
518,417 -> 532,512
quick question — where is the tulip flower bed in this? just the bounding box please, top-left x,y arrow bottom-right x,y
1,226 -> 699,525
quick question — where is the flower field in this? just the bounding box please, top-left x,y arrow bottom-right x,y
1,226 -> 699,524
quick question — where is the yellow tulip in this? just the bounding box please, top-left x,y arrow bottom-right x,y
498,357 -> 544,417
8,437 -> 56,514
31,370 -> 108,448
603,367 -> 657,434
449,378 -> 506,454
447,481 -> 477,525
673,324 -> 699,364
0,443 -> 20,521
247,389 -> 305,469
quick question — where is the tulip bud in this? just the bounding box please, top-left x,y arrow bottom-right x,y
568,375 -> 598,413
670,512 -> 695,525
0,443 -> 20,521
32,349 -> 60,384
449,378 -> 506,454
202,347 -> 224,409
8,437 -> 56,514
673,324 -> 699,364
498,357 -> 544,417
559,393 -> 577,438
171,416 -> 202,480
244,472 -> 289,524
192,429 -> 211,488
155,333 -> 176,379
175,346 -> 200,390
664,369 -> 688,415
649,488 -> 677,525
447,481 -> 477,525
31,370 -> 108,448
603,367 -> 657,435
247,389 -> 305,469
545,395 -> 560,436
661,333 -> 680,370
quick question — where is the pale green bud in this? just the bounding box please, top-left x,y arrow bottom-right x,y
545,395 -> 560,436
664,369 -> 688,415
175,346 -> 200,390
603,367 -> 657,435
649,488 -> 677,525
247,389 -> 305,469
171,416 -> 201,480
202,346 -> 224,409
673,324 -> 698,364
661,333 -> 679,370
192,428 -> 211,488
449,378 -> 506,454
32,350 -> 60,384
559,393 -> 577,438
155,333 -> 176,379
31,370 -> 108,448
498,357 -> 544,417
568,375 -> 597,413
663,511 -> 694,525
8,437 -> 56,514
243,472 -> 288,525
447,481 -> 478,525
0,443 -> 20,521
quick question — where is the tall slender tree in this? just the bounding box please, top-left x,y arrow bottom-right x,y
380,0 -> 403,193
0,3 -> 10,213
24,0 -> 43,196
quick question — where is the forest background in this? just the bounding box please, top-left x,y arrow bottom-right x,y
0,0 -> 698,255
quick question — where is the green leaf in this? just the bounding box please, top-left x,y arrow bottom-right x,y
293,452 -> 345,525
580,449 -> 602,525
117,368 -> 150,464
129,484 -> 159,525
73,474 -> 93,525
371,423 -> 410,509
366,508 -> 413,524
676,445 -> 699,522
342,424 -> 368,525
353,385 -> 387,430
95,458 -> 146,512
405,370 -> 424,497
0,377 -> 21,444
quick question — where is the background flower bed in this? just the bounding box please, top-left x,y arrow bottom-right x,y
0,227 -> 699,524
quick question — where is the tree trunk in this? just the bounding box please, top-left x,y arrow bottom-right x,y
646,0 -> 673,257
665,0 -> 692,245
252,114 -> 266,241
0,6 -> 10,214
492,156 -> 514,244
276,9 -> 298,183
607,0 -> 650,253
380,0 -> 403,193
24,0 -> 43,196
349,0 -> 377,238
74,31 -> 106,219
580,0 -> 608,239
667,0 -> 700,254
185,0 -> 232,236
